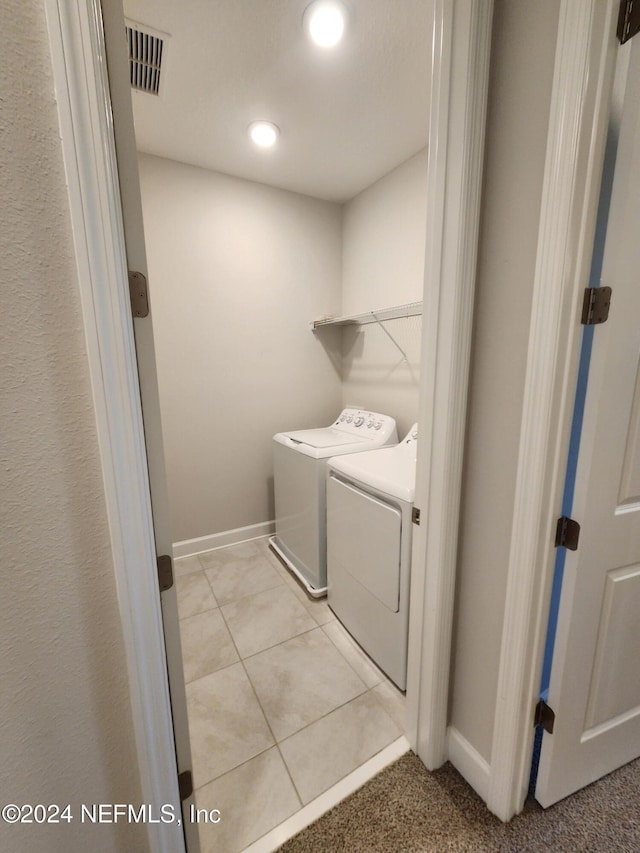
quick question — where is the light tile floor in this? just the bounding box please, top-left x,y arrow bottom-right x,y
174,538 -> 406,853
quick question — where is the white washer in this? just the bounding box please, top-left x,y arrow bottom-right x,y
326,425 -> 418,690
270,409 -> 398,598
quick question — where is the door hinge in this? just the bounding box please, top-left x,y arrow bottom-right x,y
618,0 -> 640,44
581,286 -> 611,325
128,270 -> 149,318
412,506 -> 421,525
555,516 -> 580,551
534,699 -> 556,734
178,770 -> 193,801
157,554 -> 174,592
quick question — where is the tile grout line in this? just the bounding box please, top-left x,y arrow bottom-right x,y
174,565 -> 218,615
196,545 -> 284,607
274,740 -> 305,809
200,564 -> 303,802
216,585 -> 320,661
215,570 -> 307,614
236,657 -> 305,809
181,657 -> 240,690
276,686 -> 401,754
320,618 -> 408,700
320,621 -> 386,689
192,740 -> 296,803
198,562 -> 221,608
240,623 -> 323,664
202,566 -> 286,609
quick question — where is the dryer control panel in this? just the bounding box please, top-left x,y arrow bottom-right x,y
334,408 -> 397,442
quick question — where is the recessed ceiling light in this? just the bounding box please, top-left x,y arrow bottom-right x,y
304,0 -> 347,48
248,121 -> 279,148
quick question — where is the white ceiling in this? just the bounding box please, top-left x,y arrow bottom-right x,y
124,0 -> 433,203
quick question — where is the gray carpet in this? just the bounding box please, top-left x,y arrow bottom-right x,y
278,752 -> 640,852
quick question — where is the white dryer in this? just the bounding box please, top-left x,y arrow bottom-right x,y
326,425 -> 418,690
270,409 -> 397,598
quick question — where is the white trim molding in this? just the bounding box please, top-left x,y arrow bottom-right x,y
406,0 -> 493,769
173,521 -> 275,558
487,0 -> 619,822
447,727 -> 491,803
45,1 -> 185,850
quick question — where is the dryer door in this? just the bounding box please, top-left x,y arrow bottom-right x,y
327,474 -> 401,611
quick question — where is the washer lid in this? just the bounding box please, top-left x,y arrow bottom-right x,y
283,427 -> 366,449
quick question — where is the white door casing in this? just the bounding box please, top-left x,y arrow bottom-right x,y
44,0 -> 187,851
99,3 -> 200,848
486,0 -> 620,821
406,0 -> 493,770
535,34 -> 640,808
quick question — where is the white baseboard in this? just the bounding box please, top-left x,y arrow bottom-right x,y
447,725 -> 491,803
242,736 -> 411,853
172,520 -> 275,559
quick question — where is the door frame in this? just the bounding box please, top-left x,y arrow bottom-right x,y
45,1 -> 185,851
405,0 -> 493,768
486,0 -> 620,821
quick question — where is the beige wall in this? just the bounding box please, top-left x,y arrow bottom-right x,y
342,148 -> 427,437
450,0 -> 561,762
138,148 -> 428,544
341,150 -> 427,437
341,149 -> 429,314
0,3 -> 147,851
137,154 -> 344,544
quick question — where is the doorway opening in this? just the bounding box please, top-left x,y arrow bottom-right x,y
122,1 -> 431,847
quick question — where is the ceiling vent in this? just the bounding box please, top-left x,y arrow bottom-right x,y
126,23 -> 165,96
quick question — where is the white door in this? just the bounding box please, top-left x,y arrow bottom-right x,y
100,4 -> 199,849
535,36 -> 640,808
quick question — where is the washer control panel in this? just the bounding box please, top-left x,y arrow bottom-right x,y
334,408 -> 397,442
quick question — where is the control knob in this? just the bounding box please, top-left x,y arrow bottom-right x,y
354,416 -> 365,427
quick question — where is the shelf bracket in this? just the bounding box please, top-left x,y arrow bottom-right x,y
370,311 -> 409,363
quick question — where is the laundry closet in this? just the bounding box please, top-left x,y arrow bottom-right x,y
126,0 -> 429,558
121,1 -> 431,847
